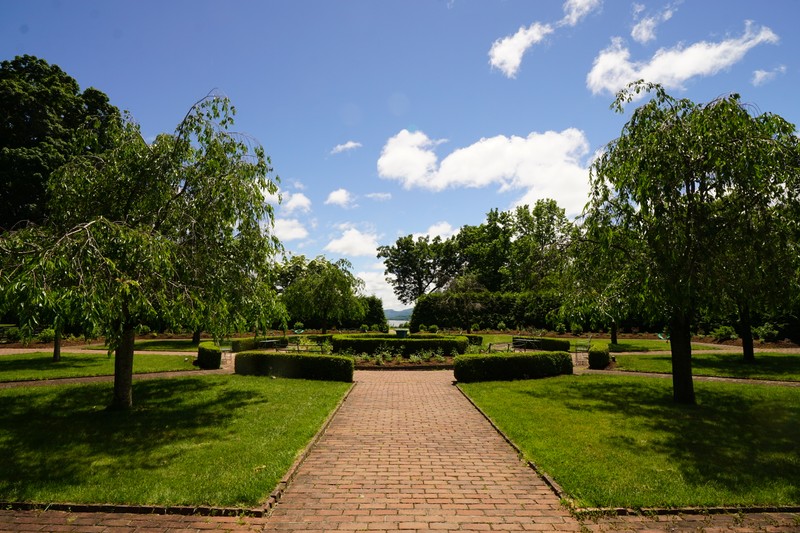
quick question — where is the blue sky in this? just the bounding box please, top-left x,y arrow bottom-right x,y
2,0 -> 798,310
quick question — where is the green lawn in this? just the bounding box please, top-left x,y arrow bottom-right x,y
0,375 -> 350,507
614,351 -> 800,381
89,338 -> 200,352
477,335 -> 713,353
0,352 -> 197,382
460,374 -> 800,509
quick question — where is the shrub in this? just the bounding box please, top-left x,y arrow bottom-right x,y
570,322 -> 584,336
497,321 -> 506,331
711,325 -> 738,342
360,324 -> 369,333
331,334 -> 468,356
555,323 -> 566,334
753,322 -> 779,342
513,337 -> 570,352
471,323 -> 480,332
428,324 -> 439,333
369,324 -> 380,332
234,352 -> 353,382
588,346 -> 611,369
418,324 -> 428,332
293,322 -> 304,331
197,341 -> 222,369
454,352 -> 573,383
5,327 -> 21,343
36,328 -> 56,343
465,334 -> 483,346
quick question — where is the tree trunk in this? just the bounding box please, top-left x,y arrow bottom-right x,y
110,324 -> 136,410
610,321 -> 618,345
192,329 -> 201,345
52,324 -> 61,362
738,302 -> 755,363
669,313 -> 695,405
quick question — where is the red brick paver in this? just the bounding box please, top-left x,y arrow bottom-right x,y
265,370 -> 579,532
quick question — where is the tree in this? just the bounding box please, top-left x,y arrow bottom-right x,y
360,295 -> 387,328
456,209 -> 513,292
0,55 -> 120,231
377,234 -> 462,305
0,93 -> 281,410
587,81 -> 800,404
282,256 -> 365,333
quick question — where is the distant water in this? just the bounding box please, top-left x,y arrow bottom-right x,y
387,319 -> 408,327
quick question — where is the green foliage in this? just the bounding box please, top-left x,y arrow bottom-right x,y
196,341 -> 221,370
570,322 -> 583,336
4,327 -> 21,343
513,336 -> 570,352
234,351 -> 353,382
330,333 -> 468,356
711,325 -> 738,342
428,324 -> 439,333
497,321 -> 506,331
753,322 -> 780,342
35,328 -> 56,343
453,352 -> 573,382
465,334 -> 483,346
588,346 -> 611,369
293,321 -> 304,330
360,324 -> 369,333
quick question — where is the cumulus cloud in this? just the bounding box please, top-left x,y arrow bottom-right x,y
631,4 -> 675,44
378,128 -> 591,216
365,192 -> 392,201
488,22 -> 554,78
282,192 -> 312,214
330,140 -> 363,154
752,65 -> 787,86
273,218 -> 309,241
559,0 -> 601,27
587,22 -> 779,96
324,188 -> 356,208
414,221 -> 457,240
324,227 -> 380,257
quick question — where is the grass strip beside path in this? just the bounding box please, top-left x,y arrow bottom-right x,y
88,338 -> 200,352
615,352 -> 800,381
0,352 -> 198,382
0,375 -> 350,507
460,374 -> 800,509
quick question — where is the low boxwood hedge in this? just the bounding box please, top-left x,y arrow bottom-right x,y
588,346 -> 611,369
197,341 -> 222,370
331,334 -> 468,356
234,351 -> 353,382
465,334 -> 483,346
231,334 -> 332,352
512,337 -> 570,352
454,351 -> 573,383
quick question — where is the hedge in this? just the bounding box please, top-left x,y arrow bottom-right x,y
464,334 -> 483,346
231,334 -> 332,352
234,351 -> 353,382
588,346 -> 611,369
331,334 -> 468,356
197,341 -> 222,370
513,336 -> 570,352
454,352 -> 573,383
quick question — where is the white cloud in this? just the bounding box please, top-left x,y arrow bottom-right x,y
414,221 -> 457,240
559,0 -> 601,27
365,192 -> 392,201
282,192 -> 312,214
356,269 -> 403,311
587,22 -> 779,96
273,218 -> 309,241
752,65 -> 787,86
330,140 -> 363,154
324,227 -> 380,257
378,128 -> 591,216
488,22 -> 554,78
324,188 -> 356,208
631,4 -> 676,44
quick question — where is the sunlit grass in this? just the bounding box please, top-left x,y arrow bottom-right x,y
0,375 -> 350,507
460,374 -> 800,509
89,338 -> 199,352
614,351 -> 800,381
0,352 -> 197,382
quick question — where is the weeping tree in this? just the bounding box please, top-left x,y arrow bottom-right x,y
587,81 -> 799,404
0,93 -> 281,410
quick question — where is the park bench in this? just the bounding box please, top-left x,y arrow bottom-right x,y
574,336 -> 592,363
512,337 -> 540,351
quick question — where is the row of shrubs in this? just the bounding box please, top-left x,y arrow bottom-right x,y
513,337 -> 571,352
235,351 -> 353,382
454,352 -> 573,382
330,334 -> 469,356
230,334 -> 333,352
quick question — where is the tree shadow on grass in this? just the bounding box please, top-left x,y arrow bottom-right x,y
0,352 -> 110,378
522,376 -> 800,504
0,377 -> 265,501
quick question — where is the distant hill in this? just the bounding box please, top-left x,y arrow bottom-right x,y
384,308 -> 413,321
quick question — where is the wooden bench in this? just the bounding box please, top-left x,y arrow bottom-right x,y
574,336 -> 592,363
512,337 -> 540,351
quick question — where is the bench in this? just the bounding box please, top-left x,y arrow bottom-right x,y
512,337 -> 540,351
574,336 -> 592,363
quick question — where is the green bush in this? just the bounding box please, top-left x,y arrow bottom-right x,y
234,351 -> 353,382
471,323 -> 480,332
497,321 -> 506,331
711,325 -> 738,342
418,324 -> 427,332
428,324 -> 439,333
197,341 -> 222,370
331,334 -> 468,356
465,334 -> 483,346
753,322 -> 780,342
4,326 -> 21,343
512,337 -> 570,352
293,322 -> 304,331
360,324 -> 369,333
570,322 -> 584,336
454,352 -> 573,383
36,328 -> 56,343
588,346 -> 611,369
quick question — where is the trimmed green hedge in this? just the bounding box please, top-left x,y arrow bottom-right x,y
231,334 -> 332,352
234,351 -> 353,382
197,341 -> 222,370
465,334 -> 483,346
331,334 -> 468,356
588,346 -> 611,369
513,337 -> 570,352
454,352 -> 573,383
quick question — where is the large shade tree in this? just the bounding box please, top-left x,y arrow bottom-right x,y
0,93 -> 281,409
587,81 -> 800,404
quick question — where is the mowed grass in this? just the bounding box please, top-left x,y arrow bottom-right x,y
615,352 -> 800,381
0,352 -> 197,382
0,375 -> 350,507
89,338 -> 199,352
477,335 -> 713,353
460,374 -> 800,508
